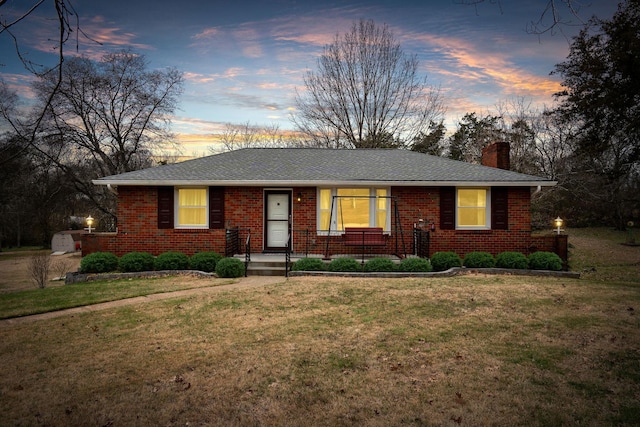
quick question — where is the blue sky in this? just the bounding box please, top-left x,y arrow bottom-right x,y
1,0 -> 619,154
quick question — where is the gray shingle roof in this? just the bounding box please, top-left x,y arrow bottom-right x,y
94,148 -> 555,187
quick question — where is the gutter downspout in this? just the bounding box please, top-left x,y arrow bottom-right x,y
532,185 -> 541,197
107,184 -> 118,195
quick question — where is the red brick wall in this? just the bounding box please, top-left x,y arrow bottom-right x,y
390,186 -> 533,257
84,185 -> 537,258
83,186 -> 227,257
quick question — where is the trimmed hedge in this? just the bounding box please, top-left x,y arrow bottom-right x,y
215,257 -> 245,278
155,251 -> 190,270
430,251 -> 462,272
398,257 -> 432,272
190,252 -> 222,273
328,258 -> 362,272
363,257 -> 396,272
118,252 -> 155,272
292,258 -> 326,271
80,252 -> 119,273
463,251 -> 496,268
528,251 -> 563,271
495,251 -> 529,269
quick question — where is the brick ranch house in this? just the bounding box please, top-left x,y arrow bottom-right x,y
85,144 -> 560,261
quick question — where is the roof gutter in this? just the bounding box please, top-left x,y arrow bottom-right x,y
93,179 -> 558,188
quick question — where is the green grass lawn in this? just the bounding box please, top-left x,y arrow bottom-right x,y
0,228 -> 638,425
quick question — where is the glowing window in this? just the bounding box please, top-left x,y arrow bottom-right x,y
177,188 -> 207,227
317,188 -> 390,233
457,188 -> 488,228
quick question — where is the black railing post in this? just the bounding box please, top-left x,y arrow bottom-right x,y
225,227 -> 239,257
285,233 -> 291,277
244,232 -> 251,277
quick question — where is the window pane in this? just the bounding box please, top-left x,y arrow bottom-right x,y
320,189 -> 332,210
178,207 -> 207,225
337,188 -> 369,229
458,189 -> 486,207
179,189 -> 206,206
458,208 -> 486,226
319,189 -> 332,231
178,188 -> 207,226
376,189 -> 387,229
457,189 -> 487,227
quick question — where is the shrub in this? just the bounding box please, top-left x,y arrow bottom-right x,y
528,251 -> 563,271
80,252 -> 119,273
291,258 -> 326,271
190,252 -> 222,272
328,257 -> 362,272
430,251 -> 462,272
463,251 -> 496,268
155,251 -> 190,270
363,257 -> 397,272
398,257 -> 433,272
495,251 -> 529,269
29,253 -> 51,288
119,252 -> 155,272
215,257 -> 245,278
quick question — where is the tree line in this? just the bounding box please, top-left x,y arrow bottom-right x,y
1,1 -> 638,248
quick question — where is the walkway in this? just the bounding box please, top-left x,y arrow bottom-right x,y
0,275 -> 286,326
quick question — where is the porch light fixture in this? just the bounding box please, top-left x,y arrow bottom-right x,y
85,215 -> 94,233
554,216 -> 563,235
297,192 -> 302,203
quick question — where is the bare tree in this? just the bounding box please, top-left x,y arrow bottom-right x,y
292,19 -> 445,149
1,51 -> 184,227
494,97 -> 541,175
454,0 -> 589,37
29,252 -> 51,288
1,0 -> 95,155
212,121 -> 305,152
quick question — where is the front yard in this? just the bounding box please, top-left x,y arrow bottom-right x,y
0,228 -> 638,425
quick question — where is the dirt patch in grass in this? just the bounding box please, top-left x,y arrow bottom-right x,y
0,251 -> 81,292
1,275 -> 638,426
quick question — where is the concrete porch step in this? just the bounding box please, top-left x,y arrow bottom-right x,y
235,255 -> 290,276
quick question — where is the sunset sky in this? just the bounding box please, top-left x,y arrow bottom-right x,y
1,0 -> 619,154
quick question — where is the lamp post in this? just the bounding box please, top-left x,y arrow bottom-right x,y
554,216 -> 563,235
85,215 -> 94,233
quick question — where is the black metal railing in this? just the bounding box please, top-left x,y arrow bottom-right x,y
225,227 -> 240,257
224,227 -> 430,261
285,233 -> 291,277
413,227 -> 430,259
287,228 -> 429,260
244,231 -> 251,277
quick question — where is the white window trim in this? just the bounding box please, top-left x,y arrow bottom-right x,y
456,187 -> 491,230
175,187 -> 209,229
317,187 -> 391,235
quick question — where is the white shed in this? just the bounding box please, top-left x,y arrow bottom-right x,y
51,230 -> 86,253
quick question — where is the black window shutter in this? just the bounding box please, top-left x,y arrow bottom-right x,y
491,187 -> 508,230
209,186 -> 225,229
440,187 -> 455,230
157,186 -> 174,229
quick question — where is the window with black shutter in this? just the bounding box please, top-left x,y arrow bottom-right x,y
209,186 -> 225,229
440,187 -> 455,230
491,187 -> 508,230
157,186 -> 174,229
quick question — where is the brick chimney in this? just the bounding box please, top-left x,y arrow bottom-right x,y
481,141 -> 510,170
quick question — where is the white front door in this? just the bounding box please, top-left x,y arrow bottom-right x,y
265,192 -> 290,249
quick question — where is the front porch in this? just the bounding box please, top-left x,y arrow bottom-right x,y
236,253 -> 407,276
226,227 -> 431,259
